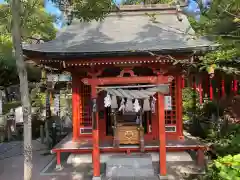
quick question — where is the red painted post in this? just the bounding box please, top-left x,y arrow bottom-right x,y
176,75 -> 183,138
199,82 -> 203,104
91,85 -> 100,178
56,151 -> 62,169
221,79 -> 225,97
182,75 -> 185,88
209,76 -> 213,100
197,149 -> 205,166
158,93 -> 167,176
72,74 -> 80,141
233,79 -> 238,95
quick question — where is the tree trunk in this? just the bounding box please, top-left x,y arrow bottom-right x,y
11,1 -> 32,180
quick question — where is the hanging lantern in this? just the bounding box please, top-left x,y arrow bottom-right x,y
208,64 -> 216,78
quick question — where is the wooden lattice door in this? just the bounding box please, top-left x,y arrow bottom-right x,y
79,83 -> 92,134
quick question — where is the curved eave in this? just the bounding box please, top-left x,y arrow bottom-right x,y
23,45 -> 216,60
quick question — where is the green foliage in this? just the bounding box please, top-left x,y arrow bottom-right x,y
182,87 -> 199,120
205,154 -> 240,180
51,0 -> 112,23
189,0 -> 240,74
0,0 -> 56,86
207,124 -> 240,157
2,101 -> 21,114
31,91 -> 46,109
52,0 -> 175,24
0,0 -> 57,40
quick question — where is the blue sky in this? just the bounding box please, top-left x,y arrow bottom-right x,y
44,1 -> 61,17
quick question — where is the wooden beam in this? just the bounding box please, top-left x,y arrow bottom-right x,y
158,93 -> 167,176
82,75 -> 173,86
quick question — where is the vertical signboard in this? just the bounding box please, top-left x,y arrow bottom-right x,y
164,96 -> 172,110
0,91 -> 2,115
54,94 -> 60,116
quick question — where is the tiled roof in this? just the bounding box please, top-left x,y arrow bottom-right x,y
23,8 -> 215,57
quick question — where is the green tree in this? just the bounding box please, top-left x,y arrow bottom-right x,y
189,0 -> 240,74
51,0 -> 113,24
11,0 -> 32,178
0,1 -> 56,180
0,0 -> 57,86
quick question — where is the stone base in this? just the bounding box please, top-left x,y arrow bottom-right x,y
92,176 -> 102,180
158,174 -> 175,180
55,164 -> 63,171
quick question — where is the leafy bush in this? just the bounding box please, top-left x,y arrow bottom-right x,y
205,154 -> 240,180
31,92 -> 46,109
182,87 -> 199,120
209,124 -> 240,157
2,101 -> 21,114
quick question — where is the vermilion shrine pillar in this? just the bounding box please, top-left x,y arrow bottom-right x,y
91,85 -> 101,179
209,75 -> 213,100
158,92 -> 167,176
176,75 -> 183,138
72,74 -> 80,141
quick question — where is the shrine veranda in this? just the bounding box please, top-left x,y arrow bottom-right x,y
23,5 -> 215,178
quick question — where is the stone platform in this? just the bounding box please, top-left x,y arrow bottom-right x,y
68,152 -> 193,165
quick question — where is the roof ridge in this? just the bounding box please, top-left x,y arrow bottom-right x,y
111,3 -> 187,12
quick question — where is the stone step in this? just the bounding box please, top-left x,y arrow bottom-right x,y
106,154 -> 155,178
103,176 -> 159,180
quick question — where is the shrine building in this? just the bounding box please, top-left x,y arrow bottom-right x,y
23,5 -> 215,179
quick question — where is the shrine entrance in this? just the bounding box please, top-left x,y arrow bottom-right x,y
105,108 -> 151,137
100,84 -> 169,148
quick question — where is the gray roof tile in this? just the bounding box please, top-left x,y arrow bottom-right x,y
23,11 -> 215,55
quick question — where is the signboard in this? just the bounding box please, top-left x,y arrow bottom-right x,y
46,91 -> 51,118
47,74 -> 58,82
0,91 -> 2,115
54,94 -> 60,115
58,74 -> 72,82
164,96 -> 172,110
47,74 -> 71,82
